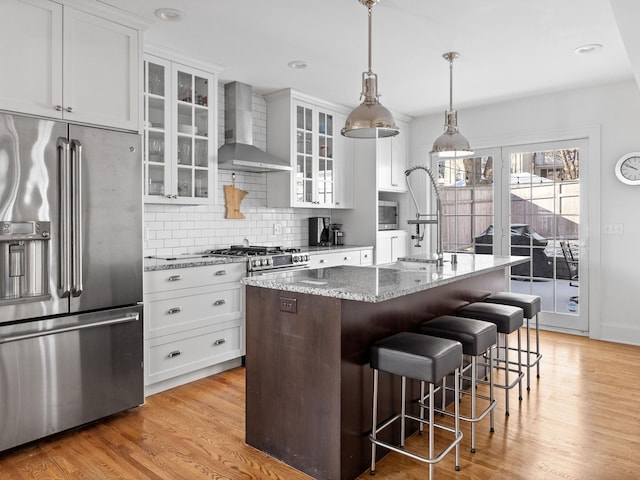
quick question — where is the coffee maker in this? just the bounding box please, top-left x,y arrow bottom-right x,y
309,217 -> 331,246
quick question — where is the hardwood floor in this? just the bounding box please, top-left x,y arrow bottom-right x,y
1,330 -> 639,480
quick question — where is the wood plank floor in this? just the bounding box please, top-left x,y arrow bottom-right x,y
1,329 -> 639,480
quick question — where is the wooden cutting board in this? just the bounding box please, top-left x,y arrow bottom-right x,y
224,175 -> 248,219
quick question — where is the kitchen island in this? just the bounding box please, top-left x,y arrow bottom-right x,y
243,254 -> 528,480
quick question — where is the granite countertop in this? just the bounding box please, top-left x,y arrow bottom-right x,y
144,254 -> 247,272
242,253 -> 528,303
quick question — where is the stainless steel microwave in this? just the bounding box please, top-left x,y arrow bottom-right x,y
378,201 -> 398,230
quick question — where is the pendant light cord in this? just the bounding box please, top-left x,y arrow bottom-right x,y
449,56 -> 454,110
367,4 -> 373,74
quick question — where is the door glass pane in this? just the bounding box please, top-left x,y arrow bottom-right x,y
440,155 -> 495,254
509,148 -> 581,318
177,168 -> 192,197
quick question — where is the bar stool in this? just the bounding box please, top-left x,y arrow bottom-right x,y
370,332 -> 463,479
457,302 -> 524,416
484,292 -> 542,390
418,316 -> 497,453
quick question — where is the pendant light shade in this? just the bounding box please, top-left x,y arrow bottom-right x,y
431,52 -> 474,158
342,0 -> 399,138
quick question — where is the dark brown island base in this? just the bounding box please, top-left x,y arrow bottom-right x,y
243,254 -> 528,480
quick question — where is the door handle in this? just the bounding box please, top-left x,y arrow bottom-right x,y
213,299 -> 226,306
167,307 -> 182,315
167,350 -> 182,359
57,137 -> 71,297
213,338 -> 226,346
71,139 -> 83,296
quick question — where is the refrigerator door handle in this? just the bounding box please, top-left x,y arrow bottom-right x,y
71,139 -> 83,297
0,312 -> 139,344
57,137 -> 72,297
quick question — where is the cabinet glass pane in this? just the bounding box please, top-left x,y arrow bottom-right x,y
148,97 -> 165,129
177,168 -> 192,197
194,76 -> 209,106
148,164 -> 165,196
305,180 -> 313,202
297,106 -> 304,130
148,131 -> 165,163
326,137 -> 333,159
195,139 -> 208,167
305,132 -> 312,154
148,62 -> 165,97
194,170 -> 208,198
177,71 -> 192,102
296,131 -> 304,154
326,114 -> 333,136
177,137 -> 192,165
177,103 -> 193,132
305,108 -> 312,131
195,108 -> 208,137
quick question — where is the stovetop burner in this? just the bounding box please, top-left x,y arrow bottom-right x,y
204,245 -> 301,256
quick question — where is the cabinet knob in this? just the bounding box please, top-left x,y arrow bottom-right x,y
167,307 -> 182,314
213,299 -> 226,306
65,107 -> 73,113
167,350 -> 182,359
168,275 -> 183,282
55,105 -> 63,112
213,338 -> 226,346
319,259 -> 326,263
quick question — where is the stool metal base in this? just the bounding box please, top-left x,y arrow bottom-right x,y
370,370 -> 463,479
419,351 -> 496,453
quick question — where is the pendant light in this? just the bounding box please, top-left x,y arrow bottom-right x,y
342,0 -> 399,139
431,52 -> 474,158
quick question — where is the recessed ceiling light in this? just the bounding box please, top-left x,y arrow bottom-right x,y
154,8 -> 184,22
288,60 -> 308,70
574,43 -> 603,55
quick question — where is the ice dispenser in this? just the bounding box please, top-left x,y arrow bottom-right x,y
0,221 -> 50,303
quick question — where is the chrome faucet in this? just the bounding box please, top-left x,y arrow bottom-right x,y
405,165 -> 444,267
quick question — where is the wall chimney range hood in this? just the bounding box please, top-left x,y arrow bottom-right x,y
218,82 -> 292,172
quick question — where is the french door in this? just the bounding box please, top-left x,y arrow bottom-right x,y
437,139 -> 588,333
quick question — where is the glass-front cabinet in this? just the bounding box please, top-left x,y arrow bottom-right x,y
143,54 -> 217,204
266,89 -> 352,209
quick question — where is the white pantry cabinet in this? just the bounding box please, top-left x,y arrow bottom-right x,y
143,52 -> 219,205
265,89 -> 353,209
143,262 -> 245,395
378,120 -> 409,192
0,0 -> 140,131
376,230 -> 409,264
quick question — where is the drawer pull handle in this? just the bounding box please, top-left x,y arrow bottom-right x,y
344,256 -> 351,261
213,299 -> 226,306
167,307 -> 181,315
215,270 -> 227,276
319,259 -> 326,263
168,275 -> 183,282
213,338 -> 226,346
167,350 -> 182,359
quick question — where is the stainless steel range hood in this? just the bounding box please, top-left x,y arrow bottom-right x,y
218,82 -> 292,172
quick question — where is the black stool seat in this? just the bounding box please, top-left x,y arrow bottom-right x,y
371,332 -> 462,384
484,292 -> 541,319
457,303 -> 523,334
419,316 -> 497,356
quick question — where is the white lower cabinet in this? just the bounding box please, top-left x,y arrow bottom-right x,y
143,263 -> 245,395
376,230 -> 409,264
308,248 -> 374,269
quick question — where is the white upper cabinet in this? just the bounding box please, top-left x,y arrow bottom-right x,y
143,53 -> 218,205
378,120 -> 409,192
265,89 -> 353,209
0,0 -> 140,131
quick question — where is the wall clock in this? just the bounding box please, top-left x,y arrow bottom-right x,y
614,152 -> 640,185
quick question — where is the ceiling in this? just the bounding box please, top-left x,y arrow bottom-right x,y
99,0 -> 638,118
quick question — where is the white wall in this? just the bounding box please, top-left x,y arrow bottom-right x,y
410,80 -> 640,345
143,85 -> 330,256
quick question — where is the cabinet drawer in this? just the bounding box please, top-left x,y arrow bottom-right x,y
146,284 -> 242,338
360,249 -> 374,265
147,324 -> 242,384
309,251 -> 362,268
145,263 -> 244,293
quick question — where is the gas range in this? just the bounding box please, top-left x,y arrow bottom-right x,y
204,245 -> 310,274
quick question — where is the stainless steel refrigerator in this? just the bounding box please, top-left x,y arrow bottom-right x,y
0,112 -> 143,452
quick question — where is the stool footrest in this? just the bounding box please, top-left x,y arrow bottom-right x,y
371,413 -> 463,466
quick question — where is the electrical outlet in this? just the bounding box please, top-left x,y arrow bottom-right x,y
603,223 -> 624,235
280,297 -> 297,313
273,223 -> 282,235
